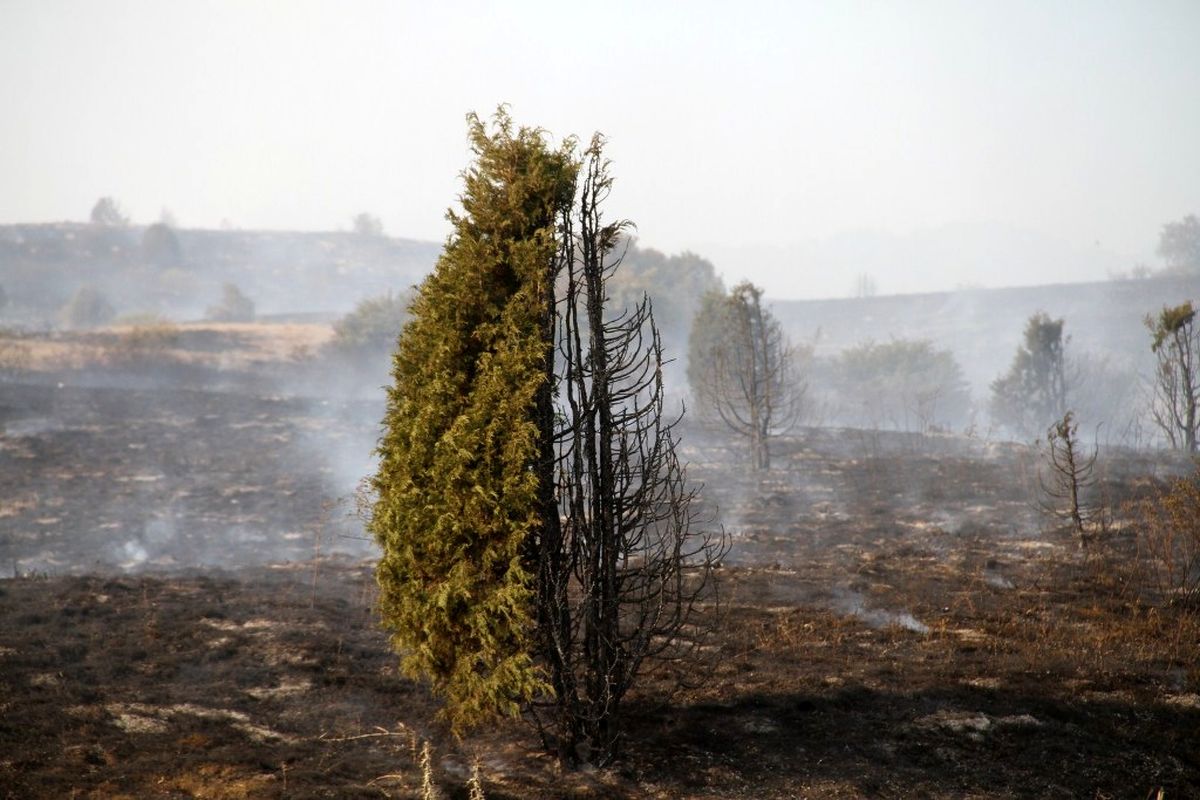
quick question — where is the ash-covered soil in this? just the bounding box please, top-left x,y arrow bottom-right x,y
1,380 -> 374,574
1,374 -> 1198,798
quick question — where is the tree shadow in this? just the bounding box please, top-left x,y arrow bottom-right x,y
624,682 -> 1199,797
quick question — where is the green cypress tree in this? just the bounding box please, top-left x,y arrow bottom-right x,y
369,110 -> 577,730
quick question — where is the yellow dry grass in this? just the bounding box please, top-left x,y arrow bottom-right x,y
5,322 -> 334,372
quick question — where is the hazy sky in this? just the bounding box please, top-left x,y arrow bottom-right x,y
3,1 -> 1199,297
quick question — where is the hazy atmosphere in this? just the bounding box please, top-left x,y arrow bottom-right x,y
5,3 -> 1200,798
4,0 -> 1199,297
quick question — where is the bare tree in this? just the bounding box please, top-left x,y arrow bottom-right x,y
852,272 -> 878,298
1147,302 -> 1199,453
533,138 -> 726,765
690,282 -> 804,469
1039,411 -> 1101,548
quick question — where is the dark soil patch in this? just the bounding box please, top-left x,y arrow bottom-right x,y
1,376 -> 1197,798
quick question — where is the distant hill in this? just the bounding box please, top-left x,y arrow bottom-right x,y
0,223 -> 440,324
5,220 -> 1198,409
700,221 -> 1138,299
772,273 -> 1200,396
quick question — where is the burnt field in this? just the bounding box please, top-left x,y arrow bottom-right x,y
2,354 -> 1199,798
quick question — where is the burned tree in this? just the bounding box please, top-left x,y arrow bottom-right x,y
370,114 -> 722,765
536,139 -> 725,765
689,282 -> 803,469
1039,411 -> 1101,548
1146,302 -> 1199,453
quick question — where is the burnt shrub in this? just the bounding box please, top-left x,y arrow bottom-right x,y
1133,468 -> 1200,608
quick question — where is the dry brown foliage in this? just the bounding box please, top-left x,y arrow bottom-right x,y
1131,469 -> 1200,608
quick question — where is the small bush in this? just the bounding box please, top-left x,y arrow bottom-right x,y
60,286 -> 116,330
1133,469 -> 1200,608
0,334 -> 32,379
328,291 -> 412,358
831,338 -> 971,432
107,321 -> 181,365
205,283 -> 255,322
141,222 -> 183,267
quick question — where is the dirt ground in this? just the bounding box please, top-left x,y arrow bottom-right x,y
1,342 -> 1198,799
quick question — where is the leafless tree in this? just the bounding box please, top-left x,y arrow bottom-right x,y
1039,411 -> 1101,548
1146,302 -> 1199,453
691,282 -> 804,469
532,138 -> 726,766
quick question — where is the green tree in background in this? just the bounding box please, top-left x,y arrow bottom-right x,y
205,283 -> 255,322
141,221 -> 183,268
990,312 -> 1067,439
352,212 -> 384,237
1158,214 -> 1200,274
89,196 -> 129,226
328,290 -> 413,359
833,338 -> 971,433
688,281 -> 804,469
604,240 -> 723,351
60,285 -> 115,329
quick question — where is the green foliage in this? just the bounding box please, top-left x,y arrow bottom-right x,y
60,286 -> 115,329
605,239 -> 722,351
1148,301 -> 1196,353
834,338 -> 970,432
205,283 -> 255,322
370,110 -> 577,731
328,291 -> 413,358
990,312 -> 1067,439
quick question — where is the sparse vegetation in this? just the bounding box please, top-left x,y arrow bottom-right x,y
689,281 -> 805,469
352,212 -> 384,237
327,291 -> 412,359
141,221 -> 183,267
106,320 -> 181,365
1132,468 -> 1200,608
1158,214 -> 1200,274
852,271 -> 878,298
1146,301 -> 1199,453
830,338 -> 970,433
1038,411 -> 1101,547
205,283 -> 256,322
0,331 -> 32,379
89,196 -> 129,226
60,285 -> 116,329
